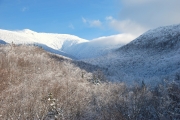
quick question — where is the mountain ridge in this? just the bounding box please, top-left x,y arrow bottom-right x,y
1,24 -> 180,84
86,24 -> 180,84
0,29 -> 132,59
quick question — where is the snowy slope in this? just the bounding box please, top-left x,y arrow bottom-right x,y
1,24 -> 179,85
86,24 -> 180,85
63,34 -> 135,59
0,29 -> 87,58
0,39 -> 7,44
0,29 -> 134,59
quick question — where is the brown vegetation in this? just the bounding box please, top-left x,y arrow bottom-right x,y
0,44 -> 179,120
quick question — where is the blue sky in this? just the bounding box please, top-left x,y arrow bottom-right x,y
0,0 -> 180,40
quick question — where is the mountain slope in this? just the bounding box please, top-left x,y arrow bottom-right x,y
2,44 -> 179,120
86,24 -> 180,84
0,29 -> 133,59
0,39 -> 7,44
0,29 -> 88,59
0,44 -> 104,91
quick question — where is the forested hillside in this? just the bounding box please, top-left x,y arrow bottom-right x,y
0,44 -> 180,119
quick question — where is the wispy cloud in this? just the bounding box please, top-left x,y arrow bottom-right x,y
82,17 -> 102,28
82,17 -> 87,24
89,20 -> 102,27
106,16 -> 147,36
22,7 -> 28,12
122,0 -> 155,5
119,0 -> 180,29
91,33 -> 136,46
92,0 -> 180,45
68,23 -> 75,29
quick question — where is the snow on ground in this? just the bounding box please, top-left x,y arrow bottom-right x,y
1,24 -> 180,85
0,39 -> 7,44
0,29 -> 134,59
0,29 -> 87,58
85,24 -> 180,85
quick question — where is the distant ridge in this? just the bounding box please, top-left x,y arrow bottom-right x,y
86,24 -> 180,84
0,29 -> 132,59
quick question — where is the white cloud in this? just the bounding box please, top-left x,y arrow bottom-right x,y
68,24 -> 74,29
90,20 -> 102,27
106,16 -> 147,36
88,16 -> 146,46
82,17 -> 87,23
119,0 -> 180,29
82,17 -> 102,28
106,16 -> 113,21
103,0 -> 180,38
91,33 -> 137,47
122,0 -> 155,5
22,7 -> 28,12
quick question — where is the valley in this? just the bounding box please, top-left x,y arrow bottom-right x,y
0,24 -> 180,119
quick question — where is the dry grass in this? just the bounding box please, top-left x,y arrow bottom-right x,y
0,44 -> 179,120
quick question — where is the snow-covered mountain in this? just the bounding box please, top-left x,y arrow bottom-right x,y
1,24 -> 179,85
86,24 -> 180,85
0,29 -> 133,59
0,29 -> 87,59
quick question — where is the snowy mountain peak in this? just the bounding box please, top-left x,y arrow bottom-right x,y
21,29 -> 36,34
0,29 -> 132,59
119,24 -> 180,52
87,24 -> 180,84
131,24 -> 180,46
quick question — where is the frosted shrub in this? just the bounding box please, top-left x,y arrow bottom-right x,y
43,93 -> 64,120
0,45 -> 180,120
